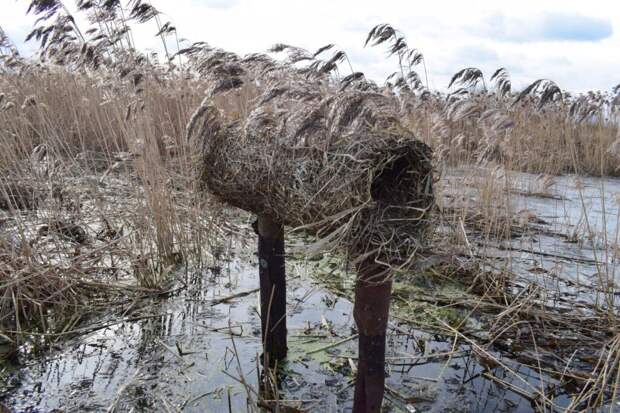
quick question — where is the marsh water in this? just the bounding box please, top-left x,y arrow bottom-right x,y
2,169 -> 620,412
3,252 -> 557,413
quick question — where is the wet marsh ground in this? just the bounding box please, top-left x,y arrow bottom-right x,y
1,166 -> 619,413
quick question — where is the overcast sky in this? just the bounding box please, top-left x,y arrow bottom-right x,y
2,0 -> 619,92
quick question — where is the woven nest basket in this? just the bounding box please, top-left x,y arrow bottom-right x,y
187,48 -> 434,270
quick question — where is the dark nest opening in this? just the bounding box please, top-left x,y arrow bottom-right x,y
371,149 -> 423,206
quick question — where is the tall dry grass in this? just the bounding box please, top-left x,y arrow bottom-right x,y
403,92 -> 620,177
0,68 -> 217,338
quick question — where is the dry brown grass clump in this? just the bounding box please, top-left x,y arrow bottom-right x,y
0,237 -> 88,335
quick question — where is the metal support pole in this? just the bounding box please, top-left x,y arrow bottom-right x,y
353,259 -> 392,413
254,215 -> 287,367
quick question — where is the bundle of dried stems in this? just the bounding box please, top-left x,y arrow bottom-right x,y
187,48 -> 434,273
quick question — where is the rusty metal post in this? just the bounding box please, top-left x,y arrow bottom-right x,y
353,259 -> 392,413
254,215 -> 287,367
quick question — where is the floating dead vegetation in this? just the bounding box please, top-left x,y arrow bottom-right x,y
303,187 -> 620,411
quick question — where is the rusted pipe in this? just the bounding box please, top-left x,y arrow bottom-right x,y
353,259 -> 392,413
254,215 -> 287,367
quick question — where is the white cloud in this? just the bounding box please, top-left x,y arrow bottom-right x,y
1,1 -> 38,55
478,12 -> 613,42
187,0 -> 239,10
1,0 -> 619,92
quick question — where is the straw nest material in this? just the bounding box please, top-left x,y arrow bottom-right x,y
187,47 -> 434,269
